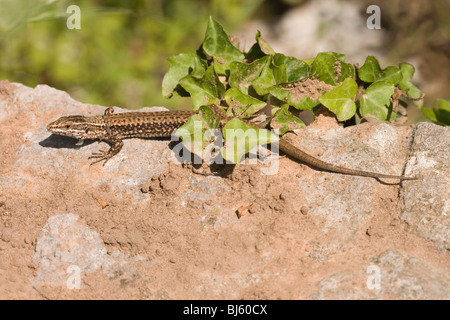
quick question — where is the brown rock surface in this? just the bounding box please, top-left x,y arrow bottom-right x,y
0,81 -> 448,299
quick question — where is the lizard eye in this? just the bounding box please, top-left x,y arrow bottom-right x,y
66,125 -> 70,129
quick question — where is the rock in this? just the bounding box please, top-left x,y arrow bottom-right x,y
307,250 -> 450,300
0,80 -> 448,299
401,123 -> 450,250
32,213 -> 142,288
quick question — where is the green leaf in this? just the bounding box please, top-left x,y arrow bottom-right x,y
437,99 -> 450,113
319,78 -> 358,121
243,29 -> 276,61
271,106 -> 305,135
242,54 -> 309,96
252,56 -> 277,95
162,52 -> 198,98
358,57 -> 404,86
269,78 -> 333,110
294,97 -> 320,110
302,58 -> 315,66
269,85 -> 320,110
229,56 -> 269,89
399,63 -> 422,99
203,17 -> 245,74
271,60 -> 287,84
173,105 -> 220,156
359,80 -> 395,121
179,65 -> 225,109
358,56 -> 382,83
328,52 -> 347,62
221,118 -> 279,164
421,107 -> 436,123
224,88 -> 266,115
191,55 -> 208,78
272,53 -> 309,82
421,99 -> 450,125
255,30 -> 275,55
378,66 -> 402,85
310,52 -> 355,85
245,42 -> 266,61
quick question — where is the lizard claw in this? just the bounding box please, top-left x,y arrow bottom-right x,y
88,149 -> 112,166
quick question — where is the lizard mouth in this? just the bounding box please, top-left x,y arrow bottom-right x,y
46,121 -> 59,133
47,121 -> 66,134
47,121 -> 76,138
46,122 -> 55,132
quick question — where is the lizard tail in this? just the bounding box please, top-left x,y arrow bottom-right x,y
278,138 -> 416,181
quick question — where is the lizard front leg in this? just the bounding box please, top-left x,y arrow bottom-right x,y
88,137 -> 124,166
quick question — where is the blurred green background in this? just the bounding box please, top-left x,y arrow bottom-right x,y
0,0 -> 266,109
0,0 -> 448,114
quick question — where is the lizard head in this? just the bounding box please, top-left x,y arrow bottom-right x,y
47,115 -> 102,140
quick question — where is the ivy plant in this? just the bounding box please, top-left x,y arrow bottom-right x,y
163,17 -> 445,163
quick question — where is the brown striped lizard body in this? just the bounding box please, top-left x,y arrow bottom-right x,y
47,106 -> 416,181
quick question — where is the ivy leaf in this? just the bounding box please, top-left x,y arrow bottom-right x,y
399,63 -> 422,99
358,56 -> 382,83
328,52 -> 347,61
292,97 -> 320,110
203,17 -> 245,75
221,118 -> 279,164
191,55 -> 208,78
269,78 -> 333,110
310,52 -> 355,85
255,30 -> 275,55
358,56 -> 403,86
229,56 -> 269,90
242,30 -> 274,60
245,53 -> 309,86
271,60 -> 287,84
271,106 -> 305,135
302,58 -> 315,66
272,53 -> 309,82
245,42 -> 266,61
252,56 -> 277,95
319,78 -> 358,121
421,99 -> 450,126
437,99 -> 450,111
250,54 -> 309,95
179,65 -> 225,109
359,80 -> 395,121
162,52 -> 200,98
269,85 -> 320,110
224,88 -> 266,115
173,105 -> 220,156
378,66 -> 402,85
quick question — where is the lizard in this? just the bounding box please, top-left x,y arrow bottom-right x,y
46,105 -> 417,181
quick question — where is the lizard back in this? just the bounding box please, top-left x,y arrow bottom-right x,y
104,111 -> 196,138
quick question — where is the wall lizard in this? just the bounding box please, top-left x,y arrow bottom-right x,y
46,106 -> 416,180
